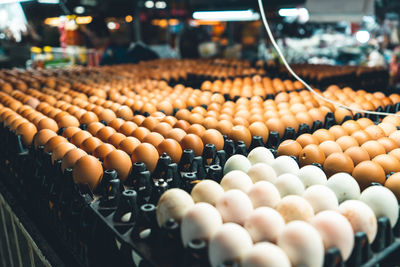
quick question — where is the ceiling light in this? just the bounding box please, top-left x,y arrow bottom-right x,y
144,0 -> 154,8
356,30 -> 370,43
74,6 -> 85,14
155,1 -> 166,9
192,9 -> 260,22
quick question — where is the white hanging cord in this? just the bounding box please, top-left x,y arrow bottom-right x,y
257,0 -> 400,117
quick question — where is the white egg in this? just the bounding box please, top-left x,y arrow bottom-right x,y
274,173 -> 305,197
216,189 -> 254,225
247,163 -> 277,184
310,210 -> 354,261
156,188 -> 194,227
220,170 -> 253,193
181,203 -> 223,247
338,200 -> 377,244
247,146 -> 275,165
208,223 -> 253,267
303,185 -> 339,213
244,207 -> 285,243
326,172 -> 360,203
271,156 -> 299,176
191,179 -> 224,206
223,154 -> 252,175
277,220 -> 324,267
276,195 -> 314,223
360,186 -> 399,228
242,242 -> 291,267
247,181 -> 281,208
297,165 -> 327,188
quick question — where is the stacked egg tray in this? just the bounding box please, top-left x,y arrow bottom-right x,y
0,117 -> 400,267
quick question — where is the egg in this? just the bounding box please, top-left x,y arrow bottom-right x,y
276,195 -> 314,222
360,186 -> 399,228
276,140 -> 302,158
298,144 -> 326,167
385,173 -> 400,201
297,165 -> 327,188
80,137 -> 102,154
33,129 -> 57,149
216,189 -> 253,225
103,149 -> 132,182
142,132 -> 164,147
275,173 -> 305,197
372,154 -> 400,175
342,120 -> 361,135
229,125 -> 252,148
223,154 -> 252,175
51,142 -> 76,164
377,137 -> 398,153
72,155 -> 103,190
220,170 -> 253,193
266,118 -> 285,138
180,203 -> 222,247
378,122 -> 397,136
37,117 -> 59,132
328,125 -> 348,140
338,200 -> 377,244
93,143 -> 115,160
71,130 -> 92,147
61,148 -> 87,172
181,134 -> 204,156
334,107 -> 353,124
313,129 -> 335,143
323,152 -> 354,177
208,223 -> 253,267
277,221 -> 324,267
270,156 -> 299,176
201,129 -> 224,151
131,143 -> 159,173
247,181 -> 281,208
166,128 -> 187,142
389,130 -> 400,147
16,122 -> 37,146
303,185 -> 338,213
357,118 -> 374,129
157,138 -> 183,163
365,125 -> 386,140
247,147 -> 275,165
108,118 -> 125,131
79,111 -> 99,125
326,172 -> 360,203
132,127 -> 150,142
247,163 -> 277,184
57,115 -> 80,128
156,188 -> 194,227
352,161 -> 386,190
119,121 -> 138,136
44,135 -> 67,153
344,146 -> 370,166
360,140 -> 385,159
319,140 -> 343,158
248,122 -> 269,143
191,180 -> 224,206
244,207 -> 285,243
296,133 -> 319,147
310,210 -> 354,261
336,136 -> 359,151
242,242 -> 291,267
86,122 -> 105,136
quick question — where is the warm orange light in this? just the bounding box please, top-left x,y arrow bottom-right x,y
44,17 -> 60,27
125,15 -> 133,23
169,19 -> 179,26
76,16 -> 92,24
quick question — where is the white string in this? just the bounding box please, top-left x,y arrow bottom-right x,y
257,0 -> 400,117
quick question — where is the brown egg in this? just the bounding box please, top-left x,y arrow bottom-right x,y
119,121 -> 138,136
202,117 -> 219,129
116,105 -> 133,120
378,123 -> 397,136
166,128 -> 187,142
298,144 -> 325,167
79,111 -> 99,125
143,132 -> 164,147
141,117 -> 160,131
132,127 -> 150,142
319,140 -> 343,158
264,118 -> 284,138
157,139 -> 183,163
16,122 -> 37,146
229,125 -> 252,148
107,118 -> 125,131
103,149 -> 132,182
157,101 -> 173,115
280,115 -> 299,132
37,117 -> 59,132
216,120 -> 234,136
296,134 -> 319,148
98,109 -> 116,123
186,124 -> 206,137
175,109 -> 191,121
342,120 -> 361,135
361,140 -> 386,159
181,134 -> 204,156
96,126 -> 117,142
248,122 -> 269,143
385,173 -> 400,201
351,130 -> 372,145
81,137 -> 103,154
94,143 -> 115,160
344,146 -> 370,166
33,129 -> 57,149
153,122 -> 173,137
365,125 -> 386,140
313,129 -> 335,143
61,126 -> 80,140
44,135 -> 67,153
54,111 -> 69,121
61,148 -> 87,172
132,115 -> 146,125
357,118 -> 374,129
58,115 -> 80,129
389,131 -> 400,147
86,122 -> 104,136
131,143 -> 159,172
334,108 -> 353,124
107,133 -> 126,148
51,142 -> 76,164
372,154 -> 400,175
382,115 -> 400,127
162,115 -> 178,126
73,155 -> 103,190
174,120 -> 190,131
352,161 -> 386,190
336,136 -> 359,151
377,137 -> 398,153
118,137 -> 140,155
71,130 -> 92,147
389,148 -> 400,161
323,152 -> 354,177
328,126 -> 348,140
277,139 -> 302,158
201,129 -> 224,151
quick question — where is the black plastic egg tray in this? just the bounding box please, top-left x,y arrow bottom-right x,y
1,113 -> 400,267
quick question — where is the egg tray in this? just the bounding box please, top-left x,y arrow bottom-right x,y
1,122 -> 400,267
